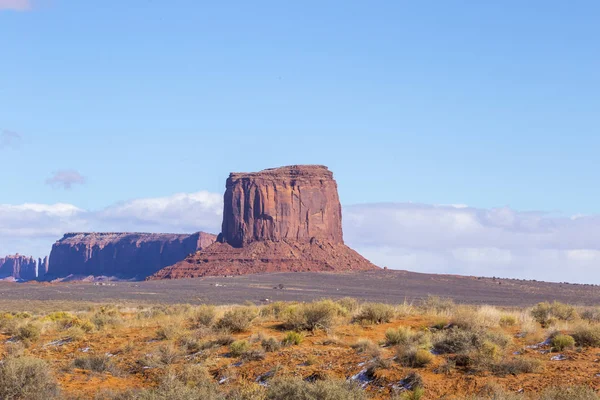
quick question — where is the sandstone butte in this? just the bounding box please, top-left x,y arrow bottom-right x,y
0,254 -> 40,281
46,232 -> 216,279
148,165 -> 379,280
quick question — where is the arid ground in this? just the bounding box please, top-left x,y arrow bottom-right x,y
2,296 -> 600,399
2,271 -> 600,399
1,270 -> 599,312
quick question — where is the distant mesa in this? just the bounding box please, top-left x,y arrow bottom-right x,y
148,165 -> 379,280
45,232 -> 216,280
0,254 -> 41,281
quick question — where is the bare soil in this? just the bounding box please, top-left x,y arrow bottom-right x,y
1,270 -> 599,310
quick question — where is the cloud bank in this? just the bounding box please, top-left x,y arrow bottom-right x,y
1,193 -> 600,283
0,191 -> 223,258
0,0 -> 31,11
344,203 -> 600,283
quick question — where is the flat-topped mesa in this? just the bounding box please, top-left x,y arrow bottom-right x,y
149,165 -> 379,280
221,165 -> 343,247
47,231 -> 216,279
0,254 -> 37,281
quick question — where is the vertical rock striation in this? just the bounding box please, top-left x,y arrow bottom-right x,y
37,256 -> 49,280
0,255 -> 38,280
149,165 -> 379,280
221,165 -> 343,247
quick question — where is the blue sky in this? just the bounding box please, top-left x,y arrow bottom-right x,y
2,1 -> 600,282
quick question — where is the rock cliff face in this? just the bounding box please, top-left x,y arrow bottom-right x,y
149,165 -> 378,280
0,255 -> 38,280
221,165 -> 343,247
47,232 -> 216,279
38,256 -> 49,280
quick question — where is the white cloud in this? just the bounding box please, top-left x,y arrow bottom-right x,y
3,195 -> 600,283
0,192 -> 223,257
97,191 -> 222,233
0,0 -> 30,11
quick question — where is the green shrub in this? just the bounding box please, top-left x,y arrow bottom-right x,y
458,383 -> 524,400
532,302 -> 578,326
46,311 -> 72,321
385,326 -> 414,346
282,300 -> 342,331
419,295 -> 455,314
499,315 -> 517,327
261,337 -> 282,352
50,313 -> 94,333
155,324 -> 183,341
433,327 -> 510,355
0,357 -> 59,400
571,324 -> 600,347
266,377 -> 367,400
73,355 -> 118,374
433,327 -> 478,354
177,364 -> 213,387
539,386 -> 600,400
491,357 -> 542,376
4,342 -> 25,358
469,341 -> 502,371
229,340 -> 250,357
282,331 -> 304,346
431,319 -> 448,330
580,308 -> 600,323
549,302 -> 579,321
337,297 -> 360,314
259,301 -> 288,319
397,346 -> 434,368
133,372 -> 223,400
0,314 -> 18,335
157,344 -> 181,365
213,334 -> 235,346
16,323 -> 40,343
241,349 -> 266,362
178,334 -> 201,353
485,330 -> 512,348
351,339 -> 380,357
551,334 -> 575,351
91,312 -> 122,330
353,303 -> 395,325
215,307 -> 257,333
191,305 -> 216,328
399,387 -> 425,400
62,326 -> 86,342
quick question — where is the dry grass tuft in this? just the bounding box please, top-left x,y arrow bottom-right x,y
215,307 -> 258,333
353,303 -> 395,325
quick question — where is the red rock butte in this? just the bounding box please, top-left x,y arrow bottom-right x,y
149,165 -> 379,280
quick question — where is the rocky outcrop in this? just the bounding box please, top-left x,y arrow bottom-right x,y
38,256 -> 49,280
221,165 -> 343,247
0,254 -> 38,280
47,232 -> 216,279
149,165 -> 378,280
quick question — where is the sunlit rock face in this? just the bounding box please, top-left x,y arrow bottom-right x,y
149,165 -> 379,280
